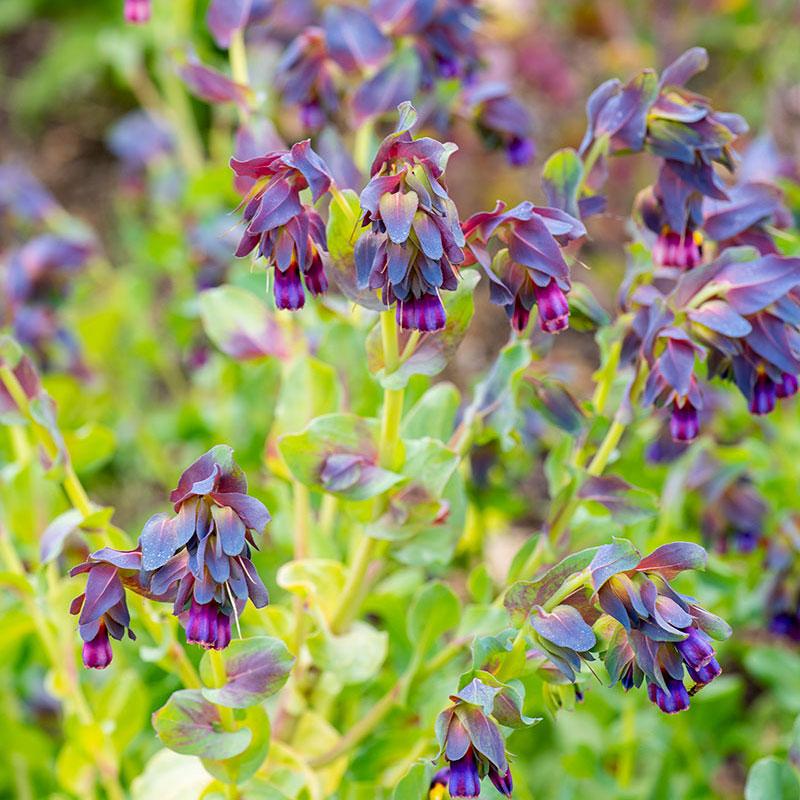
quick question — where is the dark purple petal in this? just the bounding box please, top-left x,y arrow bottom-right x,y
660,47 -> 709,87
635,542 -> 707,579
688,300 -> 751,337
82,623 -> 113,668
448,751 -> 481,799
79,564 -> 124,626
210,504 -> 246,556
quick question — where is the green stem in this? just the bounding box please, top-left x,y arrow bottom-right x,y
329,312 -> 405,633
308,680 -> 405,768
208,649 -> 236,733
293,482 -> 311,560
579,133 -> 609,194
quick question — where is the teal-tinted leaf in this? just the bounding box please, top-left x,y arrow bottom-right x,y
400,437 -> 459,497
152,690 -> 251,759
201,705 -> 270,784
587,538 -> 641,592
472,631 -> 515,673
200,637 -> 294,708
530,604 -> 596,652
407,581 -> 460,657
131,750 -> 211,800
467,340 -> 532,446
567,281 -> 611,331
473,671 -> 539,728
745,756 -> 800,800
279,414 -> 403,501
530,379 -> 588,435
451,678 -> 501,716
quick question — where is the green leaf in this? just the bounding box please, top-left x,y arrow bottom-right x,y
64,423 -> 115,473
279,414 -> 403,500
407,582 -> 460,657
745,756 -> 800,800
577,475 -> 658,525
306,621 -> 388,685
541,148 -> 583,219
201,706 -> 271,784
276,559 -> 347,624
274,357 -> 340,437
199,285 -> 286,362
200,637 -> 294,708
401,382 -> 460,441
392,760 -> 433,800
152,690 -> 251,759
131,749 -> 211,800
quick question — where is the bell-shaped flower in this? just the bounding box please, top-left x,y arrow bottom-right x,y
230,140 -> 332,310
463,200 -> 585,333
355,102 -> 465,331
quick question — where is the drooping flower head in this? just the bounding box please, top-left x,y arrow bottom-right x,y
355,102 -> 465,331
435,683 -> 513,798
598,542 -> 731,714
69,446 -> 271,665
230,141 -> 332,310
69,548 -> 144,669
463,201 -> 585,333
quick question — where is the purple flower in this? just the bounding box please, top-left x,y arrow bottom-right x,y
647,678 -> 690,714
106,110 -> 173,172
435,684 -> 515,799
749,370 -> 777,416
355,103 -> 465,331
230,140 -> 332,309
463,201 -> 584,334
467,82 -> 536,166
69,548 -> 143,669
669,399 -> 700,442
0,162 -> 58,223
124,0 -> 151,24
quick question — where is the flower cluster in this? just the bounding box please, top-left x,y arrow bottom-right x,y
463,200 -> 585,334
230,141 -> 332,310
355,103 -> 465,331
597,545 -> 730,714
434,677 -> 534,798
622,247 -> 800,440
581,48 -> 747,268
69,446 -> 271,667
124,0 -> 151,24
504,540 -> 730,715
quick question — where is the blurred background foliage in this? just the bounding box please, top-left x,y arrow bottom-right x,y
2,1 -> 800,799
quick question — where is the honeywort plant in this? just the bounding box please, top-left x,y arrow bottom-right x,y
2,2 -> 800,799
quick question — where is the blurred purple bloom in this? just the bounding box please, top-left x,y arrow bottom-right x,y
107,110 -> 174,171
206,0 -> 252,48
467,82 -> 536,166
177,51 -> 253,110
0,162 -> 58,223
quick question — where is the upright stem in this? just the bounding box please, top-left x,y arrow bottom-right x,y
228,29 -> 249,86
208,649 -> 236,733
329,311 -> 404,633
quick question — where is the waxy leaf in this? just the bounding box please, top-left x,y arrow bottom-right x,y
141,512 -> 178,571
306,621 -> 388,685
202,705 -> 270,785
40,508 -> 84,564
530,604 -> 596,652
152,690 -> 251,759
635,541 -> 707,579
200,636 -> 294,708
451,678 -> 501,716
472,671 -> 539,728
586,537 -> 641,591
279,414 -> 403,500
745,756 -> 800,800
719,254 -> 800,315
